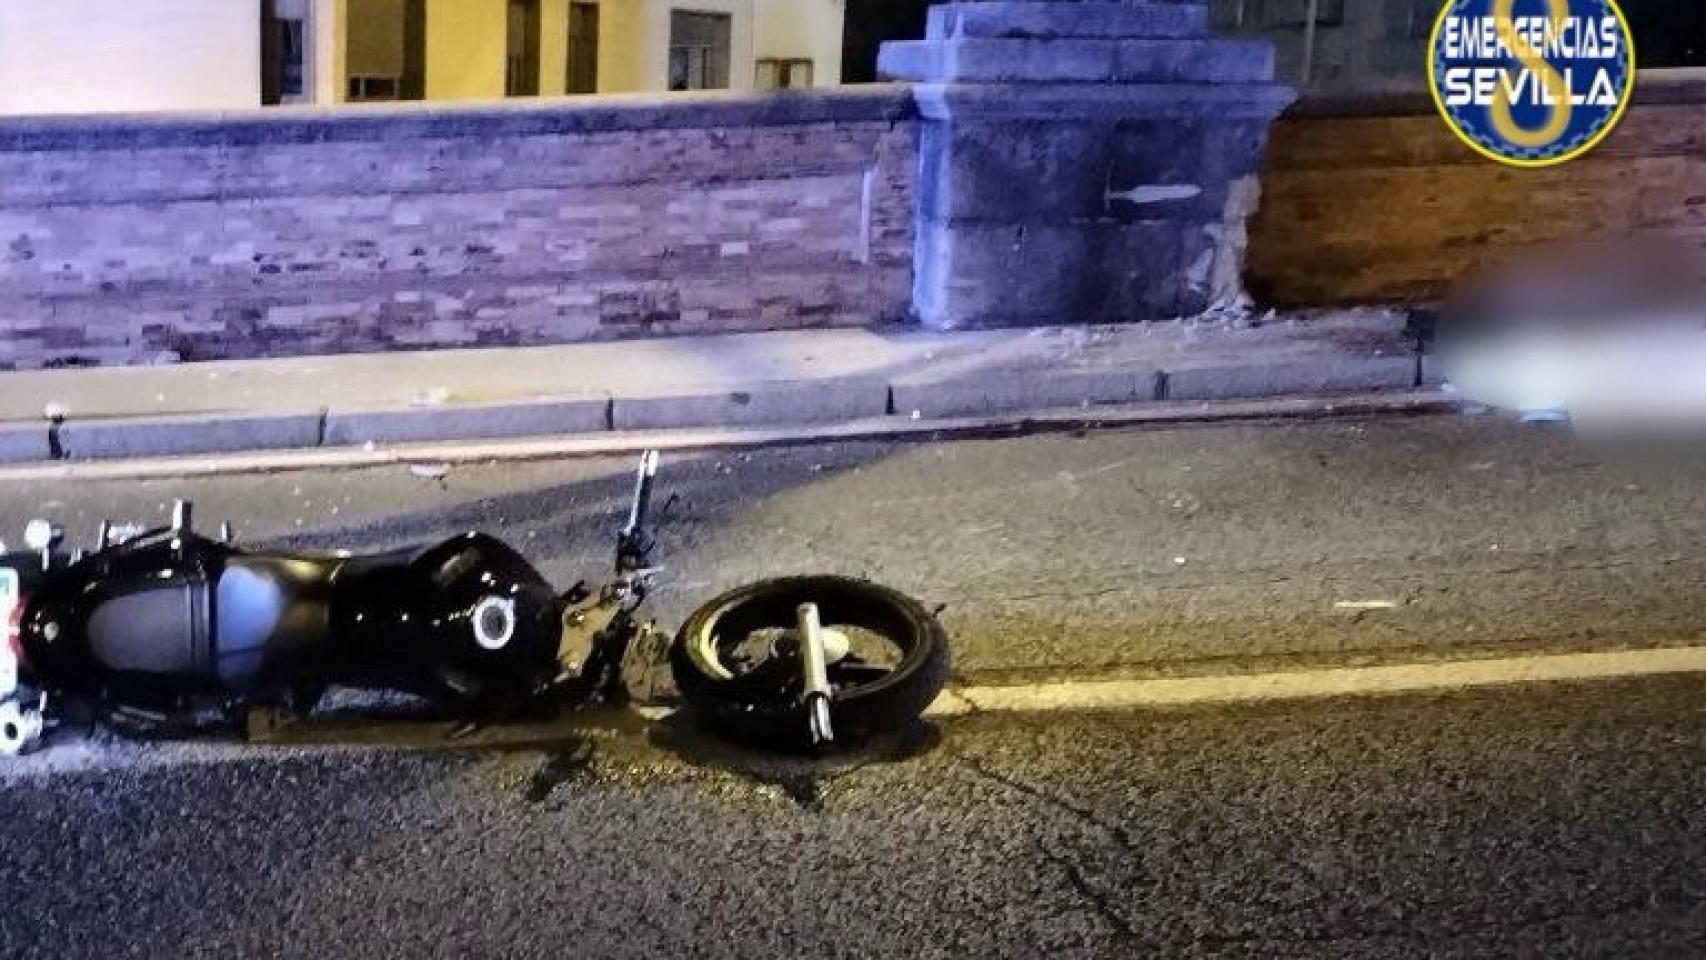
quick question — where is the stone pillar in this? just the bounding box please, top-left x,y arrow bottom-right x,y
880,1 -> 1294,328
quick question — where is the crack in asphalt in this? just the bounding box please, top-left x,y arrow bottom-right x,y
752,724 -> 943,813
950,747 -> 1141,851
1038,843 -> 1145,945
949,742 -> 1693,953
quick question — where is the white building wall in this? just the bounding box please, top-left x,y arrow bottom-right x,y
0,0 -> 261,115
642,0 -> 756,92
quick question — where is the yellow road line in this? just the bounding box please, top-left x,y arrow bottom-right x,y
929,646 -> 1706,716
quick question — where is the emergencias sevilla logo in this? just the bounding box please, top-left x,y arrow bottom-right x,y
1428,0 -> 1636,167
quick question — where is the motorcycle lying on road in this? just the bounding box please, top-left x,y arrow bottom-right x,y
0,452 -> 950,757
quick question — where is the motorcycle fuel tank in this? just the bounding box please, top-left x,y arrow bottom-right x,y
17,530 -> 566,715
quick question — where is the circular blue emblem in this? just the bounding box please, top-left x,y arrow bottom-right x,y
1428,0 -> 1636,167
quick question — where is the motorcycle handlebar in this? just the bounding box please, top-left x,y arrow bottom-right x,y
625,450 -> 660,538
616,451 -> 661,575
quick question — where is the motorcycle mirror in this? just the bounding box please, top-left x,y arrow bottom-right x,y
23,518 -> 59,552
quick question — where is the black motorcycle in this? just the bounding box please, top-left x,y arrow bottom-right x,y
0,452 -> 950,756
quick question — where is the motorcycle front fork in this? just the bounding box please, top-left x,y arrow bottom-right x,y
796,603 -> 836,746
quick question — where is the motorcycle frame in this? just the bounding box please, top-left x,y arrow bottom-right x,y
2,449 -> 851,752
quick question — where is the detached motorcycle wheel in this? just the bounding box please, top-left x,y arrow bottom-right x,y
670,576 -> 949,749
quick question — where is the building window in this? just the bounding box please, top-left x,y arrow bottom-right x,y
345,0 -> 424,101
669,10 -> 733,90
281,20 -> 306,97
756,58 -> 814,90
261,0 -> 307,105
567,2 -> 600,94
347,75 -> 400,101
506,0 -> 542,96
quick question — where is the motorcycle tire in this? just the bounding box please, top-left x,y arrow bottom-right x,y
670,576 -> 949,749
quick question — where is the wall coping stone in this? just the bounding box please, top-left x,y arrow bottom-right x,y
912,81 -> 1295,120
0,85 -> 920,153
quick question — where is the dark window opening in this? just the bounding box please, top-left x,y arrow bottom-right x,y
347,75 -> 399,100
756,58 -> 814,89
668,10 -> 732,91
506,0 -> 542,97
567,2 -> 600,94
260,0 -> 305,106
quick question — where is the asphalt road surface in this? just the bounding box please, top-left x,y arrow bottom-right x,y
6,414 -> 1706,957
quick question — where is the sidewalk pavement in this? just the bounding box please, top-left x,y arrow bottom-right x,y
0,309 -> 1427,462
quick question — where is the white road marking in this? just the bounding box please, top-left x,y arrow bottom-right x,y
927,645 -> 1706,716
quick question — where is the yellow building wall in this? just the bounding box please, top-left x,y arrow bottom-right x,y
754,0 -> 843,86
567,0 -> 689,95
425,0 -> 508,100
596,0 -> 656,93
0,0 -> 261,115
313,0 -> 822,105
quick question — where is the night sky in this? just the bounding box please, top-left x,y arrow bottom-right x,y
1622,0 -> 1706,68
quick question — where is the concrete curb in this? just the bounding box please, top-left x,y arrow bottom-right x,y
892,368 -> 1163,418
1164,355 -> 1417,402
26,347 -> 1429,465
324,397 -> 610,446
0,390 -> 1455,481
0,424 -> 52,464
57,411 -> 325,460
611,378 -> 891,432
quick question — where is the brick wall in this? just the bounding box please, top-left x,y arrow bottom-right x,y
1246,76 -> 1706,307
0,88 -> 917,368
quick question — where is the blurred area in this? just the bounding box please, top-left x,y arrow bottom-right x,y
1437,237 -> 1706,459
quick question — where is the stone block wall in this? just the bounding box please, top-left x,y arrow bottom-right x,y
1246,75 -> 1706,306
0,89 -> 917,368
882,1 -> 1293,329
